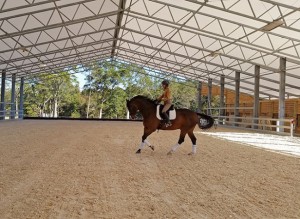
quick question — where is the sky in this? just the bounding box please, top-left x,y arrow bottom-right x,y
76,72 -> 86,90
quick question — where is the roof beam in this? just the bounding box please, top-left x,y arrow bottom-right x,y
0,0 -> 99,22
117,47 -> 205,78
118,51 -> 279,94
15,54 -> 111,77
118,39 -> 262,80
117,53 -> 279,98
145,1 -> 300,63
111,0 -> 127,59
4,30 -> 299,93
0,10 -> 120,40
1,39 -> 114,66
175,0 -> 300,33
6,46 -> 114,74
118,45 -> 300,90
253,0 -> 300,12
127,11 -> 300,69
0,0 -> 59,13
0,27 -> 117,55
116,39 -> 299,90
121,26 -> 278,72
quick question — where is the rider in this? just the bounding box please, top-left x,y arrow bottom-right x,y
157,79 -> 172,127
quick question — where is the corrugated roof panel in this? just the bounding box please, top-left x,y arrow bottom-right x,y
0,0 -> 300,98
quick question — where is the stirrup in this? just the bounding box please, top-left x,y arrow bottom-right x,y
165,122 -> 172,127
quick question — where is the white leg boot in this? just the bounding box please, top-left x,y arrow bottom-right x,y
167,143 -> 180,155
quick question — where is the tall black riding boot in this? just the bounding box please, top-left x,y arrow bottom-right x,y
162,112 -> 172,127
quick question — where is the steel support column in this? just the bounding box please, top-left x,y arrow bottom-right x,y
197,81 -> 202,113
278,57 -> 286,132
208,78 -> 212,115
234,71 -> 240,126
0,70 -> 6,120
19,77 -> 24,119
220,75 -> 225,117
10,73 -> 16,119
253,65 -> 260,129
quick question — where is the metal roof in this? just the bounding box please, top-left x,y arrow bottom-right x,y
1,0 -> 300,98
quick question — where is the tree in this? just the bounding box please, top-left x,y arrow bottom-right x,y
24,72 -> 80,117
170,79 -> 198,109
21,60 -> 220,119
123,65 -> 161,99
83,61 -> 129,118
103,87 -> 127,118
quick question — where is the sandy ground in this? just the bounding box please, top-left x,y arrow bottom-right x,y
0,120 -> 299,219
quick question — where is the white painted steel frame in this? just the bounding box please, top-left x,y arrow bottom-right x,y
0,0 -> 299,99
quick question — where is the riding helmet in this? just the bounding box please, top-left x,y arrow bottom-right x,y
162,79 -> 170,86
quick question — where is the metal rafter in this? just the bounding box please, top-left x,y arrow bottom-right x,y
179,0 -> 300,33
0,0 -> 300,99
134,2 -> 300,65
111,0 -> 127,58
117,53 -> 281,98
7,45 -> 114,74
0,10 -> 120,40
115,43 -> 299,92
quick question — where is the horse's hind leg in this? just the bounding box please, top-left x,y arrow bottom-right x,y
187,131 -> 197,155
167,130 -> 187,155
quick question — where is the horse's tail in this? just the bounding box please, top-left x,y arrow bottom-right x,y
196,113 -> 215,130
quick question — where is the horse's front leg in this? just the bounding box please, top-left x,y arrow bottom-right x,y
144,139 -> 155,151
136,128 -> 155,154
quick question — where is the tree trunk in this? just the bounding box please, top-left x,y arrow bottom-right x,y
54,98 -> 58,118
86,93 -> 91,119
49,100 -> 53,117
99,108 -> 102,119
99,102 -> 104,119
126,109 -> 129,119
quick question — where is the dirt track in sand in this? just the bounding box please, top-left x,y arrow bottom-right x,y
0,120 -> 299,219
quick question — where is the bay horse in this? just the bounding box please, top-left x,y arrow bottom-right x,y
126,95 -> 214,155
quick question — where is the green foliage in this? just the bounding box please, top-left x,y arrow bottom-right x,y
170,80 -> 198,109
104,87 -> 127,118
82,61 -> 129,118
21,61 -> 219,118
24,72 -> 81,117
201,95 -> 220,116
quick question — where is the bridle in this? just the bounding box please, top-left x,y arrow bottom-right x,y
128,102 -> 138,120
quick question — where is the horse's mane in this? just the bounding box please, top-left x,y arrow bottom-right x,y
131,95 -> 156,104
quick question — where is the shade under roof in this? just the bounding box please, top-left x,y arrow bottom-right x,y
1,0 -> 300,99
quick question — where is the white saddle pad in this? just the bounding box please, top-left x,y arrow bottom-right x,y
156,105 -> 176,120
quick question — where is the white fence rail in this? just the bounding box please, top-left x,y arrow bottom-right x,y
0,102 -> 23,120
204,106 -> 295,137
213,115 -> 295,137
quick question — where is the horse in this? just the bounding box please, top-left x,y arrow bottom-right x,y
126,95 -> 214,155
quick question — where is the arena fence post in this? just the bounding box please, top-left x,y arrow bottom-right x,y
0,70 -> 6,120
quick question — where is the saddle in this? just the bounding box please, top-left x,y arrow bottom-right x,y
156,105 -> 176,120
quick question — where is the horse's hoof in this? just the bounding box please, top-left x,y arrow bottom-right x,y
167,150 -> 173,155
149,145 -> 154,151
136,149 -> 141,154
188,152 -> 195,155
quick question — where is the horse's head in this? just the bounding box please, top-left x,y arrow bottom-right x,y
126,99 -> 138,120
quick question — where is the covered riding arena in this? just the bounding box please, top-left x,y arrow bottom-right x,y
1,120 -> 300,218
1,0 -> 300,218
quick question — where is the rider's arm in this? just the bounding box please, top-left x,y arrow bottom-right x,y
157,93 -> 164,102
162,89 -> 171,101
